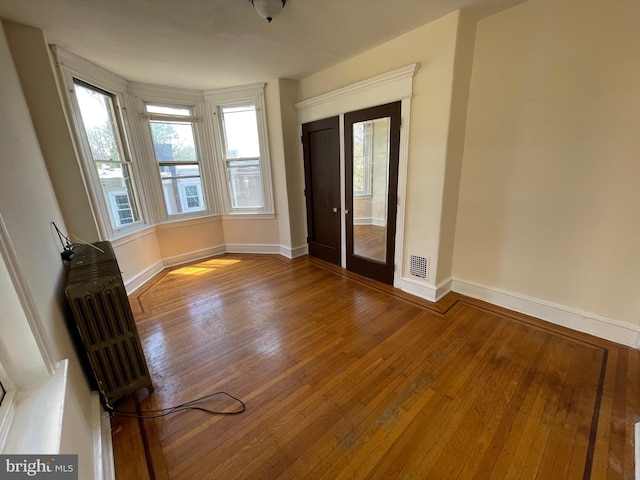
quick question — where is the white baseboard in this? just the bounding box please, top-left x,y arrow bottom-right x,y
280,244 -> 308,259
123,243 -> 304,292
451,278 -> 640,349
399,277 -> 437,302
162,245 -> 226,268
225,243 -> 282,255
124,260 -> 164,294
125,246 -> 227,293
398,276 -> 452,302
353,218 -> 386,227
435,278 -> 453,301
91,392 -> 114,480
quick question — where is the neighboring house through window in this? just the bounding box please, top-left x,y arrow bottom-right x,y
107,191 -> 135,228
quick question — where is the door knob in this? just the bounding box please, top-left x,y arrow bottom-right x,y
332,207 -> 340,213
345,209 -> 350,215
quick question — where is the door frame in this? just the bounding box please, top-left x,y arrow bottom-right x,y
296,64 -> 419,287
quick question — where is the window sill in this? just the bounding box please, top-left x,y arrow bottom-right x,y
221,213 -> 276,220
0,360 -> 68,454
157,213 -> 222,230
111,225 -> 156,248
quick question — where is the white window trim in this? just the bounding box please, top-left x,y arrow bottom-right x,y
131,89 -> 222,221
52,47 -> 148,240
205,83 -> 274,215
142,100 -> 212,220
0,214 -> 65,453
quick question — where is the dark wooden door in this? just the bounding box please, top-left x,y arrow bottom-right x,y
345,102 -> 401,285
302,117 -> 341,265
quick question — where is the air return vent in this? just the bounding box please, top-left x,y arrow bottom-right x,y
410,255 -> 429,279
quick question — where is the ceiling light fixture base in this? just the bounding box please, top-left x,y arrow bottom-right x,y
248,0 -> 287,23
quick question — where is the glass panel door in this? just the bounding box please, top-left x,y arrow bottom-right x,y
345,102 -> 401,285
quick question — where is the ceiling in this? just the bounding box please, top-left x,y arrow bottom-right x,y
0,0 -> 525,91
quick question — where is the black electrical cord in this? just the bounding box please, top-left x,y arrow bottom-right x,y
111,391 -> 246,419
51,221 -> 71,250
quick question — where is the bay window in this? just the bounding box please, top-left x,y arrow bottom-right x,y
57,48 -> 275,238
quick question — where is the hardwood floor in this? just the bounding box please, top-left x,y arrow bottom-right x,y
112,254 -> 639,479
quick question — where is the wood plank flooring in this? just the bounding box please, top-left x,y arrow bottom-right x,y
112,254 -> 639,479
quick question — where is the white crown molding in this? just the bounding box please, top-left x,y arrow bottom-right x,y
51,46 -> 127,93
295,63 -> 420,124
204,83 -> 265,104
451,278 -> 640,349
128,82 -> 204,103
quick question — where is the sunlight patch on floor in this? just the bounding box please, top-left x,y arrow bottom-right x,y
168,259 -> 241,276
199,259 -> 241,268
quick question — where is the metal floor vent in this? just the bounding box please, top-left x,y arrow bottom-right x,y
410,255 -> 429,279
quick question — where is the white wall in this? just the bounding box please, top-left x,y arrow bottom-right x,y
4,21 -> 99,242
0,21 -> 96,476
453,0 -> 640,331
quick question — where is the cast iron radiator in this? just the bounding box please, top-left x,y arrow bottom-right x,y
65,241 -> 152,406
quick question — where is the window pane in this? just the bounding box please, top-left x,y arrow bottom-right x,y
145,104 -> 191,116
221,106 -> 260,159
353,122 -> 365,194
99,163 -> 140,228
74,82 -> 122,162
161,175 -> 205,215
150,121 -> 197,162
74,80 -> 140,232
228,160 -> 263,208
